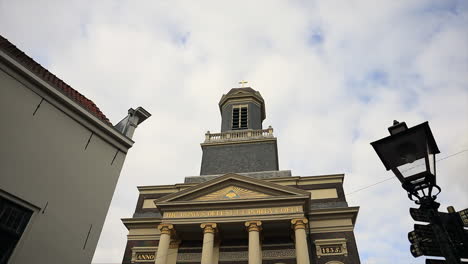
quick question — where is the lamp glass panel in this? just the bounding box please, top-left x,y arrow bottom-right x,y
428,152 -> 435,175
396,157 -> 426,178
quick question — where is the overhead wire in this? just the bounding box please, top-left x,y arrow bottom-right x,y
345,148 -> 468,196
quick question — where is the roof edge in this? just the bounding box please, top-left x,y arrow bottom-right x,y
0,49 -> 134,150
0,35 -> 110,124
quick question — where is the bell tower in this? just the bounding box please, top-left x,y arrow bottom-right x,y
200,87 -> 279,175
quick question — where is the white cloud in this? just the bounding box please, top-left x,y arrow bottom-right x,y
1,1 -> 467,263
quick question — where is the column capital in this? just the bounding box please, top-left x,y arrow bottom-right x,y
158,223 -> 174,235
245,220 -> 262,232
200,223 -> 217,234
291,218 -> 308,230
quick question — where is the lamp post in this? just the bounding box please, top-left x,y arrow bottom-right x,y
371,120 -> 465,264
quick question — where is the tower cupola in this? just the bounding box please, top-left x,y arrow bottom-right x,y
200,87 -> 278,175
218,88 -> 266,132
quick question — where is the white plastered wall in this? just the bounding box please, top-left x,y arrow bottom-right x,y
0,64 -> 128,264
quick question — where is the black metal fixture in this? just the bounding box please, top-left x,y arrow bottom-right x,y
371,120 -> 440,204
371,121 -> 468,264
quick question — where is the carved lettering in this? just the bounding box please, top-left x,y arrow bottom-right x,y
320,245 -> 342,255
136,253 -> 155,260
163,206 -> 302,219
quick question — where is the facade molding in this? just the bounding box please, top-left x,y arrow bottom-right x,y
136,174 -> 346,194
200,137 -> 277,147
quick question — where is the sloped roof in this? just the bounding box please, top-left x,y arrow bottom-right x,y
225,87 -> 258,96
0,35 -> 111,124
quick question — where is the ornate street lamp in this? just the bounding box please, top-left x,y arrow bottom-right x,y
371,120 -> 440,204
371,121 -> 467,264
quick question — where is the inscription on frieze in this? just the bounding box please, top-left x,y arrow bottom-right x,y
164,206 -> 302,219
315,238 -> 348,258
134,252 -> 155,262
320,245 -> 342,254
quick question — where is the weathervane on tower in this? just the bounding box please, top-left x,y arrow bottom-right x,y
239,80 -> 248,87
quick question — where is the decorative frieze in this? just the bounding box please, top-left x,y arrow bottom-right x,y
176,249 -> 296,262
140,245 -> 297,263
163,205 -> 303,219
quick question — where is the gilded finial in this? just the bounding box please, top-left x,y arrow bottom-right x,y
239,80 -> 248,88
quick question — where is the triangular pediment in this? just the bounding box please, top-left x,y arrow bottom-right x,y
193,185 -> 271,201
156,173 -> 310,204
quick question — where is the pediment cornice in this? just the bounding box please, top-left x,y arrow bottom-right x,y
155,173 -> 310,207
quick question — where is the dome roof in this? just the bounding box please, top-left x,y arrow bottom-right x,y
218,87 -> 266,121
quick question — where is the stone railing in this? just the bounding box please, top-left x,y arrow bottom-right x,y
204,126 -> 274,143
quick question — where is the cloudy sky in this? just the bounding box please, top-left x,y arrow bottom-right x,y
1,0 -> 467,263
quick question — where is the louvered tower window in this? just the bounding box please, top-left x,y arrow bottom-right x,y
232,105 -> 248,130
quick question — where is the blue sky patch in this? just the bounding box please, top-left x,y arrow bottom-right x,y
307,29 -> 324,46
366,70 -> 389,86
176,31 -> 190,46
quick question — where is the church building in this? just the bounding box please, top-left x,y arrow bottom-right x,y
121,87 -> 361,264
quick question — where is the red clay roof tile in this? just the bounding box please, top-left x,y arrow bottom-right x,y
0,35 -> 111,124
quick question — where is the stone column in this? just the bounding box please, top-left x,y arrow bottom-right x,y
155,223 -> 174,264
291,218 -> 310,264
245,221 -> 262,264
200,223 -> 217,264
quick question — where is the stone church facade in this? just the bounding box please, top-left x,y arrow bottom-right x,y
121,87 -> 361,264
